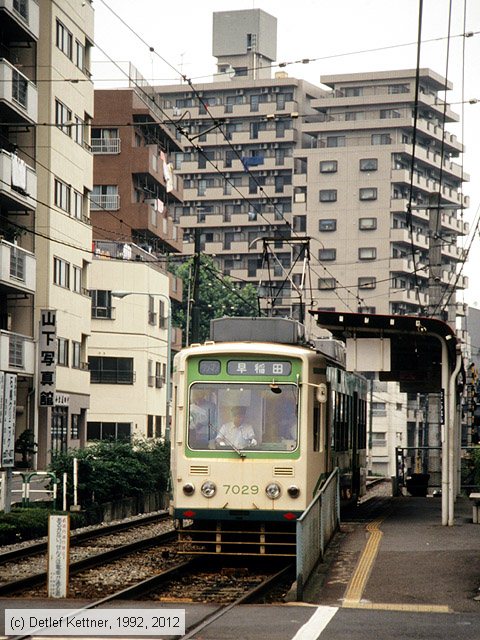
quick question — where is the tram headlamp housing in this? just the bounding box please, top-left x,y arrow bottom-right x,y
201,481 -> 217,498
182,483 -> 195,496
265,482 -> 282,500
287,485 -> 300,499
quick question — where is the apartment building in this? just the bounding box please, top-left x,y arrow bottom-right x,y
91,83 -> 183,254
35,0 -> 94,465
0,0 -> 39,467
89,80 -> 184,439
88,241 -> 181,442
157,10 -> 468,336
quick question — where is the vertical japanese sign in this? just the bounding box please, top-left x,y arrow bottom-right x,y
47,514 -> 70,598
38,310 -> 57,407
1,373 -> 17,468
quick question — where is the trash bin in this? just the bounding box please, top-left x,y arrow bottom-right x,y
405,473 -> 430,497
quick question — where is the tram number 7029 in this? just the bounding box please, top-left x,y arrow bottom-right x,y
223,484 -> 259,495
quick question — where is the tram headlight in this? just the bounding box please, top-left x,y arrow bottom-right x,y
287,485 -> 300,499
201,481 -> 217,498
265,482 -> 282,500
182,483 -> 195,496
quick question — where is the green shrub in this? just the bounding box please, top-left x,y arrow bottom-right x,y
49,439 -> 170,510
0,522 -> 17,545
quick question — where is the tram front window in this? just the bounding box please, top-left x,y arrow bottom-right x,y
187,382 -> 298,451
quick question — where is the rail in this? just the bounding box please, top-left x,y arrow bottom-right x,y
295,467 -> 340,601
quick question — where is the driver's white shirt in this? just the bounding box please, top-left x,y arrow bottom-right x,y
216,422 -> 256,448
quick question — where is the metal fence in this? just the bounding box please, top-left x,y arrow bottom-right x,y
296,467 -> 340,601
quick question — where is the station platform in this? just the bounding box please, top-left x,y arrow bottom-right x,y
305,491 -> 480,613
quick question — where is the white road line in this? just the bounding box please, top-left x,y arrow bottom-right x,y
290,605 -> 338,640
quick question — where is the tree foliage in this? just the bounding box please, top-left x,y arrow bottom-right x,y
48,440 -> 170,508
171,255 -> 259,344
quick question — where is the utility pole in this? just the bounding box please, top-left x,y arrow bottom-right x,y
191,228 -> 201,344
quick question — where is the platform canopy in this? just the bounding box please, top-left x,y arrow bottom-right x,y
309,310 -> 459,393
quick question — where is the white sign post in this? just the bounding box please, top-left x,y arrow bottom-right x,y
47,514 -> 70,598
1,373 -> 17,513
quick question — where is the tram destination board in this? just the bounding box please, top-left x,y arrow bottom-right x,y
227,360 -> 292,376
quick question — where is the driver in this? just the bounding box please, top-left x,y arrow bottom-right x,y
215,406 -> 257,449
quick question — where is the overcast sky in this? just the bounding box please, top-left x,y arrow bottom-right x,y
92,0 -> 480,308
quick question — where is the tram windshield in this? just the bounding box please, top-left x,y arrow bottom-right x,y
187,382 -> 298,452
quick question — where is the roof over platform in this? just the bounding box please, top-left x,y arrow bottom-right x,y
309,311 -> 459,393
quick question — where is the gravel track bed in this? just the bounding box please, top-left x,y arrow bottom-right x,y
0,518 -> 174,586
19,545 -> 183,599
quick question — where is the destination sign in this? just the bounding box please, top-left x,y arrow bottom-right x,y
227,361 -> 292,376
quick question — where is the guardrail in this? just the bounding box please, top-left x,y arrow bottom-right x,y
295,467 -> 340,601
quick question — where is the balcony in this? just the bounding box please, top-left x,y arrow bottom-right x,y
0,59 -> 37,123
0,239 -> 36,294
91,137 -> 121,154
90,193 -> 120,211
0,149 -> 36,210
0,329 -> 35,375
0,0 -> 39,40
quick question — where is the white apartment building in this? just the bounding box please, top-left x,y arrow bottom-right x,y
88,242 -> 173,441
35,0 -> 94,465
156,8 -> 469,476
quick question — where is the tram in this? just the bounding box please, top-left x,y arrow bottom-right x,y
170,317 -> 367,556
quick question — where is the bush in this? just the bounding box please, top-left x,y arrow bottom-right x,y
48,439 -> 170,510
0,522 -> 17,545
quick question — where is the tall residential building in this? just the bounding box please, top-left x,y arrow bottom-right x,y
89,79 -> 184,440
90,82 -> 183,255
35,0 -> 94,465
157,10 -> 469,337
0,0 -> 39,466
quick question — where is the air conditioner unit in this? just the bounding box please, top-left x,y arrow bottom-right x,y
261,144 -> 268,149
261,87 -> 269,94
234,254 -> 242,260
235,89 -> 244,95
235,227 -> 242,232
234,145 -> 242,150
260,226 -> 267,231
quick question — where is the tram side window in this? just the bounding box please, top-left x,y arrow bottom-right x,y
313,402 -> 320,451
357,398 -> 367,449
334,392 -> 349,451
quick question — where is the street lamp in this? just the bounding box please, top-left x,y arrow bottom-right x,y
111,291 -> 172,440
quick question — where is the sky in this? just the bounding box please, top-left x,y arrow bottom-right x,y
91,0 -> 480,308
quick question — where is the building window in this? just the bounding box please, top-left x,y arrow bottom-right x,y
58,338 -> 69,366
293,216 -> 306,232
13,0 -> 28,20
319,219 -> 337,232
318,278 -> 336,290
320,160 -> 338,173
91,290 -> 113,319
380,108 -> 401,119
359,247 -> 377,260
12,69 -> 28,108
358,277 -> 377,289
87,422 -> 131,441
72,341 -> 81,368
319,189 -> 337,202
75,39 -> 85,71
318,248 -> 336,261
326,136 -> 345,148
388,84 -> 409,94
73,190 -> 83,219
55,99 -> 72,135
73,115 -> 84,145
89,356 -> 134,384
372,133 -> 391,145
344,86 -> 363,97
9,334 -> 24,368
91,128 -> 120,154
72,265 -> 82,292
91,185 -> 119,210
53,257 -> 70,288
54,178 -> 71,212
359,217 -> 377,230
56,20 -> 73,59
71,414 -> 80,439
360,158 -> 378,171
10,247 -> 25,281
359,187 -> 378,201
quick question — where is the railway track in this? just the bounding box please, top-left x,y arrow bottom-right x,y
0,514 -> 175,596
0,510 -> 169,565
9,558 -> 293,640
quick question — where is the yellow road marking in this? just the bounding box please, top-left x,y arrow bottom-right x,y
343,601 -> 452,613
343,516 -> 384,604
342,516 -> 451,613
